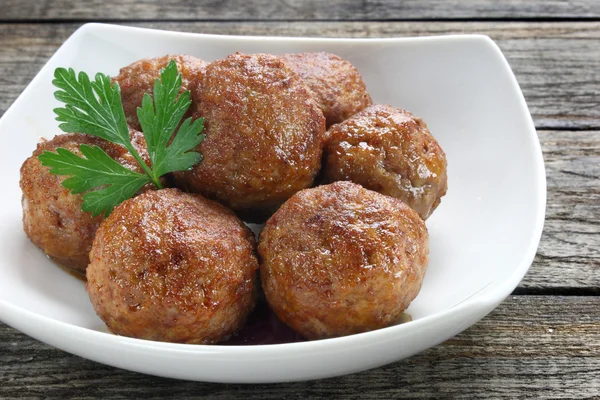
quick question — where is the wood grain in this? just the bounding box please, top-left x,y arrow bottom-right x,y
1,6 -> 599,397
1,296 -> 599,398
529,129 -> 600,292
2,0 -> 600,21
1,22 -> 600,129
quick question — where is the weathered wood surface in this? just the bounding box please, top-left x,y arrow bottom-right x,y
1,296 -> 599,399
1,6 -> 599,397
533,129 -> 600,292
1,22 -> 600,129
2,0 -> 600,21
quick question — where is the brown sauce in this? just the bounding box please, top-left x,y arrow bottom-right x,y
222,305 -> 412,345
56,262 -> 87,282
222,302 -> 305,345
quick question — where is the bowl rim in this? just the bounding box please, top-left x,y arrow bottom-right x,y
0,23 -> 547,357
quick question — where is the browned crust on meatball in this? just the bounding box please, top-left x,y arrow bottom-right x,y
20,132 -> 149,271
258,181 -> 429,340
113,54 -> 208,131
173,53 -> 326,221
86,188 -> 259,344
324,104 -> 448,220
280,52 -> 372,127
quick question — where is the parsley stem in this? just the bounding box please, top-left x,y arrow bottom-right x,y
125,143 -> 163,189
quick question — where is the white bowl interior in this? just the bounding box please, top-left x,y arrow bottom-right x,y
0,24 -> 545,382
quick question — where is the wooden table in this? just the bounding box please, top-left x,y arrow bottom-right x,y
1,1 -> 599,398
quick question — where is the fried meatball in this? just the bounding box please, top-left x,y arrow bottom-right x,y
324,105 -> 448,220
20,131 -> 149,272
258,181 -> 429,340
86,188 -> 258,344
280,52 -> 372,126
173,53 -> 326,221
113,54 -> 208,131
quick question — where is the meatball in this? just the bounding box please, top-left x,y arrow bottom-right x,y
20,131 -> 149,272
280,52 -> 372,126
173,53 -> 326,221
113,54 -> 208,131
86,188 -> 258,344
258,181 -> 429,340
324,104 -> 448,220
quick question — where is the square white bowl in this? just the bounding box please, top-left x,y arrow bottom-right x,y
0,23 -> 545,383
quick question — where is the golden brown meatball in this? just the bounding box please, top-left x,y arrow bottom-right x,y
173,53 -> 326,221
86,188 -> 258,344
113,54 -> 208,131
280,52 -> 372,126
258,181 -> 429,340
20,131 -> 149,272
324,105 -> 448,220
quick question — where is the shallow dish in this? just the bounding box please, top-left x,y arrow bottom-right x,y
0,23 -> 545,383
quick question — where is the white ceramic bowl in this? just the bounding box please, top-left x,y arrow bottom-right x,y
0,23 -> 545,383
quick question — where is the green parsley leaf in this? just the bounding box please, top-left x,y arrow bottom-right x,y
158,117 -> 204,175
38,145 -> 151,217
53,69 -> 130,148
39,59 -> 205,217
136,60 -> 204,177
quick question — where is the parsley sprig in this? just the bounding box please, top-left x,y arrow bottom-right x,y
38,60 -> 205,217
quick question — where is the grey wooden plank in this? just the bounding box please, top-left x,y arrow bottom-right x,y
0,22 -> 598,291
525,130 -> 600,291
1,296 -> 599,399
1,22 -> 600,129
2,0 -> 600,21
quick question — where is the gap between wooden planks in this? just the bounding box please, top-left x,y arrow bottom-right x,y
2,0 -> 600,21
